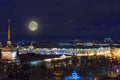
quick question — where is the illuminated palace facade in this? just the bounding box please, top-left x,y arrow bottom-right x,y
19,44 -> 111,57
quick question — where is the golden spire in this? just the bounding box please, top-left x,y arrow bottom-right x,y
8,19 -> 10,41
7,19 -> 11,46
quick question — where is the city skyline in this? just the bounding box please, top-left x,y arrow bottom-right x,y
0,0 -> 120,41
1,1 -> 120,80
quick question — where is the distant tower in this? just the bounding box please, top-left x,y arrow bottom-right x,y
7,19 -> 12,46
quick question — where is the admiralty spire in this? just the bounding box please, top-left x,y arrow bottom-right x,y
1,19 -> 17,60
7,19 -> 12,47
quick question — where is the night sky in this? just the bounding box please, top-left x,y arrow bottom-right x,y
0,0 -> 120,41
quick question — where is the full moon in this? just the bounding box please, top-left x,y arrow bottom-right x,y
28,21 -> 38,31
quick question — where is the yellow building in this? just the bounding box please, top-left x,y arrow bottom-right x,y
111,47 -> 120,58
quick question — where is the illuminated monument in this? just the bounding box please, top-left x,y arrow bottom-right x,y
64,71 -> 84,80
1,19 -> 17,60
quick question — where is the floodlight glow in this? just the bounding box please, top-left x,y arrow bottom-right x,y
64,71 -> 84,80
11,52 -> 16,58
30,61 -> 37,65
